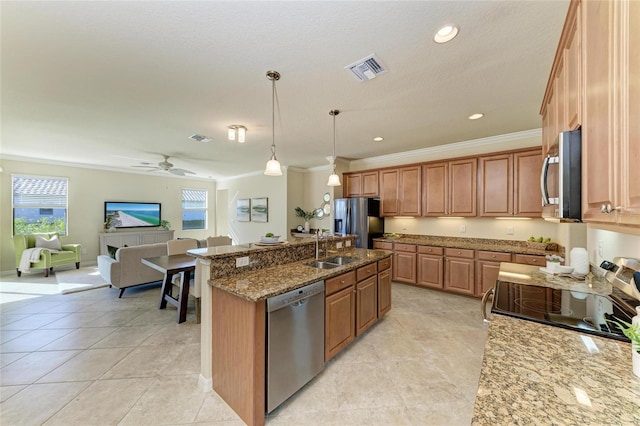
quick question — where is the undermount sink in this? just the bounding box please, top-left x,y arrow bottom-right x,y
305,261 -> 340,269
323,256 -> 358,265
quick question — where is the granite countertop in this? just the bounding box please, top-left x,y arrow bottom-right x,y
207,248 -> 391,302
374,235 -> 561,256
498,262 -> 612,295
188,236 -> 329,259
472,314 -> 640,425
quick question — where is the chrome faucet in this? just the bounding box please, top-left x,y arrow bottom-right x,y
315,229 -> 320,260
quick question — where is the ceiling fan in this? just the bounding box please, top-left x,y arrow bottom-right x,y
132,154 -> 196,176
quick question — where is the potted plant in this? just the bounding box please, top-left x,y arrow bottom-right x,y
160,220 -> 171,231
608,311 -> 640,377
545,254 -> 564,271
294,207 -> 316,233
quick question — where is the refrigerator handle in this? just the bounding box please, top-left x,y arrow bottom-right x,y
345,203 -> 351,234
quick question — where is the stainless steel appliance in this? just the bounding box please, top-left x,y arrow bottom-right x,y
541,129 -> 582,222
266,281 -> 325,413
333,197 -> 384,248
483,257 -> 640,342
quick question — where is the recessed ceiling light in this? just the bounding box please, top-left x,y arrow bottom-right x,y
434,25 -> 459,43
373,137 -> 384,142
189,134 -> 212,143
468,113 -> 484,120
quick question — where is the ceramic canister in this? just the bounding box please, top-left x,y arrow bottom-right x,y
570,247 -> 589,275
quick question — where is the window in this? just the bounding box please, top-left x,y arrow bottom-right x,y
182,188 -> 207,230
12,175 -> 68,235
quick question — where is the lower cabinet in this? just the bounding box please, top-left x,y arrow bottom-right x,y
444,248 -> 475,296
324,258 -> 392,362
377,264 -> 392,317
475,251 -> 512,297
417,245 -> 444,289
393,243 -> 417,284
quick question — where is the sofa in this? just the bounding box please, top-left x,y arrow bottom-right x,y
97,242 -> 167,297
14,232 -> 81,277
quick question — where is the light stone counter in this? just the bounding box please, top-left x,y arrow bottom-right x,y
472,315 -> 640,425
473,263 -> 640,424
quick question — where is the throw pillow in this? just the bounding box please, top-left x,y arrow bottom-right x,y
107,245 -> 119,259
35,235 -> 62,251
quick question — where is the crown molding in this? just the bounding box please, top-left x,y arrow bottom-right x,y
350,128 -> 542,168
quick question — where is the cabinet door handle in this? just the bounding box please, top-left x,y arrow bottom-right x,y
492,255 -> 496,258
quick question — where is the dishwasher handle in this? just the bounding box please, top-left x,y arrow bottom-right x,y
481,287 -> 495,324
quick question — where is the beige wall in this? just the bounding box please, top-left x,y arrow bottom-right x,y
587,226 -> 640,267
1,159 -> 216,272
216,170 -> 288,244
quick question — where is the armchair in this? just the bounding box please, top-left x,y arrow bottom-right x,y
13,232 -> 81,277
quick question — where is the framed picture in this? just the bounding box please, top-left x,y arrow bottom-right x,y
237,199 -> 250,222
251,197 -> 268,222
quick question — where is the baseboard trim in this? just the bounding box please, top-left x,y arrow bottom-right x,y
198,374 -> 213,392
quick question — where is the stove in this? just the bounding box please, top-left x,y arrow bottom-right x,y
491,281 -> 636,342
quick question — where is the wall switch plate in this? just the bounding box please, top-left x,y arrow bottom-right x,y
336,242 -> 343,249
459,225 -> 466,233
597,240 -> 604,257
345,240 -> 352,247
506,226 -> 514,235
236,257 -> 249,267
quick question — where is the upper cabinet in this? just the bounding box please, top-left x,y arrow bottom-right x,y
422,159 -> 476,217
344,171 -> 379,198
542,0 -> 639,228
478,148 -> 543,217
380,166 -> 421,216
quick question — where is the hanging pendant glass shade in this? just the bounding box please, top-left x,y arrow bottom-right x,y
327,109 -> 341,186
264,70 -> 283,176
327,169 -> 341,186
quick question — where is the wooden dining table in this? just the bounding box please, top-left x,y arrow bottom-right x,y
141,254 -> 196,323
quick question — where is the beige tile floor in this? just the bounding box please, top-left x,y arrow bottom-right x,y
1,269 -> 488,425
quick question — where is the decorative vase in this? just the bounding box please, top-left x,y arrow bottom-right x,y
304,221 -> 310,233
546,261 -> 559,271
633,348 -> 640,377
108,226 -> 116,233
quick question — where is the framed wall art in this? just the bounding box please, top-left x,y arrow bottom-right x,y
237,199 -> 251,222
251,197 -> 268,222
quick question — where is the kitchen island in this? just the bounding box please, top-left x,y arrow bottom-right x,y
472,263 -> 640,424
189,238 -> 392,426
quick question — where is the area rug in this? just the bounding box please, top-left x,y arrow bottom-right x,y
55,267 -> 110,294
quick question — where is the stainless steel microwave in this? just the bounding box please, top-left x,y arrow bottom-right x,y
540,129 -> 582,222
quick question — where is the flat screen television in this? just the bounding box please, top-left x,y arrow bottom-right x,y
104,202 -> 161,228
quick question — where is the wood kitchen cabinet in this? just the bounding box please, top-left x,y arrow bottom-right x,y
356,275 -> 377,336
377,258 -> 392,318
478,149 -> 542,218
325,271 -> 356,361
513,253 -> 546,267
393,243 -> 417,284
344,171 -> 379,197
422,158 -> 476,217
373,241 -> 393,250
380,166 -> 421,216
444,248 -> 475,296
417,245 -> 444,289
475,251 -> 512,297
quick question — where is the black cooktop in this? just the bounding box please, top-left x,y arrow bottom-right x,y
492,281 -> 636,343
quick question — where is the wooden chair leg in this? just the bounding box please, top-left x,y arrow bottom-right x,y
75,262 -> 80,269
44,268 -> 49,278
195,298 -> 201,324
119,288 -> 125,298
16,269 -> 21,277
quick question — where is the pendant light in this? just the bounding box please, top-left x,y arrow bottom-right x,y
264,70 -> 283,176
327,109 -> 341,186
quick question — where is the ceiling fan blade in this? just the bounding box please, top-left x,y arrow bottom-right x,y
169,169 -> 186,176
131,165 -> 159,169
171,168 -> 195,175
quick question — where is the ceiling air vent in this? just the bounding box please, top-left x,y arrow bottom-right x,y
189,134 -> 212,143
345,54 -> 388,82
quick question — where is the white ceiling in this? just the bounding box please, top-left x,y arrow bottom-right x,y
1,1 -> 569,180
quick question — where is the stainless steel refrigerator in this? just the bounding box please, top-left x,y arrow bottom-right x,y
333,198 -> 384,249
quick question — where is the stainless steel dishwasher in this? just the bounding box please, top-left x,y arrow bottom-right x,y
266,280 -> 325,413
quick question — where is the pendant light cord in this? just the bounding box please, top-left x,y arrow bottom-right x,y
271,76 -> 276,157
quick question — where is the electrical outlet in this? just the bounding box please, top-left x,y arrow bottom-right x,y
336,242 -> 343,249
345,240 -> 352,247
459,225 -> 466,233
236,256 -> 249,267
506,226 -> 514,235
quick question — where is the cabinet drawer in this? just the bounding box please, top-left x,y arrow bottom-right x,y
418,245 -> 444,255
356,263 -> 378,282
393,243 -> 416,253
477,251 -> 512,262
325,271 -> 356,296
513,254 -> 546,266
444,248 -> 475,259
373,241 -> 393,250
378,257 -> 392,271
